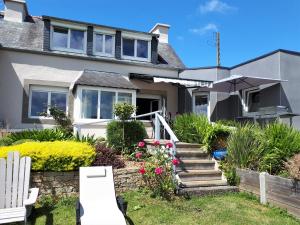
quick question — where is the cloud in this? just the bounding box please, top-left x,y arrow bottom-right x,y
189,23 -> 218,35
199,0 -> 236,14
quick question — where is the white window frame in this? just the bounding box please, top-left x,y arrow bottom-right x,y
93,28 -> 115,57
242,87 -> 260,113
28,86 -> 69,119
50,21 -> 87,54
75,85 -> 136,122
192,92 -> 210,121
121,32 -> 151,62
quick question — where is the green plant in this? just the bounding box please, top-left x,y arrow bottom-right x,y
0,141 -> 95,171
38,195 -> 55,209
226,123 -> 262,170
138,140 -> 176,200
49,107 -> 73,135
113,102 -> 136,121
107,120 -> 147,153
258,123 -> 300,175
73,132 -> 98,145
173,113 -> 211,144
204,124 -> 231,154
220,161 -> 240,185
0,136 -> 14,146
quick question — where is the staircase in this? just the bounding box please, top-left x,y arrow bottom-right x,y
144,139 -> 238,197
176,142 -> 238,196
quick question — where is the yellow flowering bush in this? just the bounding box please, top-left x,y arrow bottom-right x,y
0,141 -> 96,171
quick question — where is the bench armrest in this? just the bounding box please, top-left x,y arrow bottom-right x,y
24,188 -> 39,206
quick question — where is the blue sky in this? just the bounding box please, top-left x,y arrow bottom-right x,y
1,0 -> 299,68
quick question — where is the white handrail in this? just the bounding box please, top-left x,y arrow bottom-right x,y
132,110 -> 162,119
156,114 -> 179,142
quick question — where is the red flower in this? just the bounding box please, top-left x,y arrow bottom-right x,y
135,152 -> 142,159
154,167 -> 163,175
153,140 -> 160,146
166,142 -> 173,148
139,167 -> 146,175
172,158 -> 180,166
137,141 -> 145,148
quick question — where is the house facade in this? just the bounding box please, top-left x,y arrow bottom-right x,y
0,0 -> 300,137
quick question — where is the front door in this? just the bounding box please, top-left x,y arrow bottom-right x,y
136,94 -> 162,120
193,93 -> 210,119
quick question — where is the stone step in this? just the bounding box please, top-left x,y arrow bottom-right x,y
178,170 -> 222,181
177,186 -> 239,197
176,150 -> 209,160
178,159 -> 215,170
176,143 -> 202,148
180,179 -> 227,188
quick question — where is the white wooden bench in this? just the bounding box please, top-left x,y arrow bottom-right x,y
0,152 -> 39,224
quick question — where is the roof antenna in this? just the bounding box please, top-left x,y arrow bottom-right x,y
215,32 -> 221,67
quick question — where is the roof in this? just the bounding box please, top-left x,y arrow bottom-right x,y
0,17 -> 184,70
74,70 -> 138,90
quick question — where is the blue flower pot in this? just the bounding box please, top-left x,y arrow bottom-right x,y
212,148 -> 227,160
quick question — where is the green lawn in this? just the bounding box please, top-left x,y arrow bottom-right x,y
25,191 -> 299,225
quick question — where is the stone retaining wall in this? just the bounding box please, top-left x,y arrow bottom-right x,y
31,167 -> 142,197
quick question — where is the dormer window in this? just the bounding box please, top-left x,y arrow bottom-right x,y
121,32 -> 151,62
93,29 -> 115,57
50,22 -> 87,53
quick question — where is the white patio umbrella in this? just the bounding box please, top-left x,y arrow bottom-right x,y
211,75 -> 286,93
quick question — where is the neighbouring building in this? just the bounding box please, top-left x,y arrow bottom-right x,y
0,0 -> 300,137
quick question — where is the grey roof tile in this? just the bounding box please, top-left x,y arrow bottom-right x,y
157,43 -> 185,69
74,70 -> 138,90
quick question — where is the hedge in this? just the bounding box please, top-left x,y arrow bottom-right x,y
0,141 -> 95,171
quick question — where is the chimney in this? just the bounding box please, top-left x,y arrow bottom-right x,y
149,23 -> 170,44
3,0 -> 28,23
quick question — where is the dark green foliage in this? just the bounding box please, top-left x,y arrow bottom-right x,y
258,123 -> 300,174
226,123 -> 262,170
204,124 -> 231,154
49,107 -> 73,135
173,114 -> 211,144
220,162 -> 240,186
8,129 -> 72,143
73,132 -> 99,146
0,137 -> 14,146
107,120 -> 147,152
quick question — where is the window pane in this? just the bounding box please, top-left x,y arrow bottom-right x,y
53,27 -> 68,48
195,95 -> 208,116
81,90 -> 98,119
31,91 -> 48,117
100,91 -> 115,119
70,29 -> 84,50
105,35 -> 113,54
51,92 -> 67,112
122,38 -> 134,56
118,93 -> 132,104
137,40 -> 148,58
95,34 -> 103,52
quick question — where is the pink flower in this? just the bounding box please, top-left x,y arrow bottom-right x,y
139,167 -> 146,175
153,140 -> 160,146
137,141 -> 145,148
166,142 -> 173,148
172,158 -> 180,166
154,167 -> 163,175
135,152 -> 142,159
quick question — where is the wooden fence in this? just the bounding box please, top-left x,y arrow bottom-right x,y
237,169 -> 300,218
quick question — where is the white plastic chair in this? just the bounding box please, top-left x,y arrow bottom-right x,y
0,152 -> 39,224
76,166 -> 127,225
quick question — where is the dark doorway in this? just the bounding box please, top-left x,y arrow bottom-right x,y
136,98 -> 159,120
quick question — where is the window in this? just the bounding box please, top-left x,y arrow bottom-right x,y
29,87 -> 68,118
193,93 -> 209,118
122,37 -> 150,61
79,88 -> 134,120
243,88 -> 260,112
51,24 -> 86,53
93,33 -> 115,56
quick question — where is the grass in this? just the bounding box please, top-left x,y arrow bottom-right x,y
22,191 -> 299,225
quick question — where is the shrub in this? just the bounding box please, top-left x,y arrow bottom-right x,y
138,140 -> 176,200
7,129 -> 72,143
0,141 -> 95,171
49,107 -> 73,135
226,123 -> 262,170
129,141 -> 151,161
0,136 -> 14,146
92,143 -> 125,169
173,114 -> 211,144
285,154 -> 300,180
259,123 -> 300,174
113,103 -> 136,121
73,132 -> 99,146
204,124 -> 231,154
219,162 -> 240,186
107,120 -> 147,152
